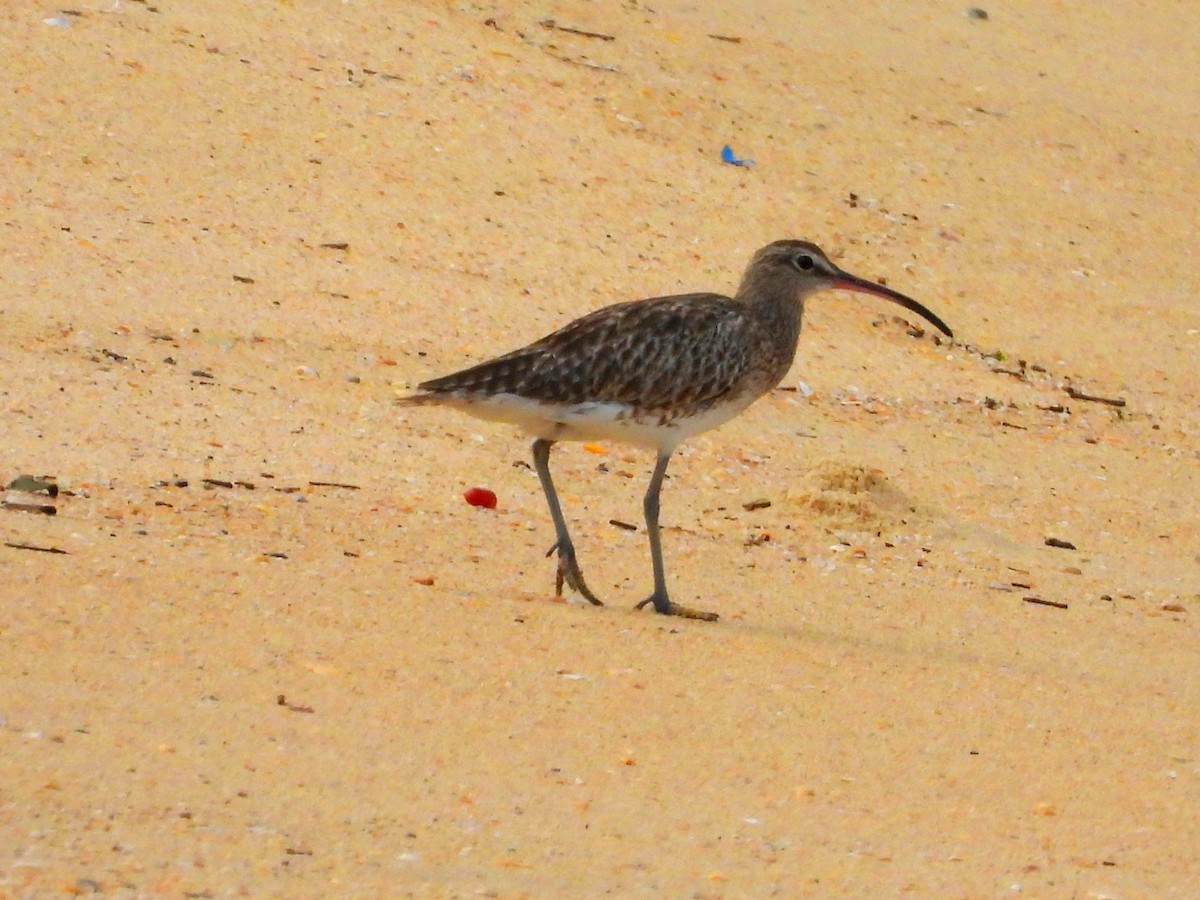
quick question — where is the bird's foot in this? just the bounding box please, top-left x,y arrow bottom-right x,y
635,592 -> 719,622
546,540 -> 603,606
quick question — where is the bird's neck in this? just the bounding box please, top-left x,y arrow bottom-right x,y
735,278 -> 806,384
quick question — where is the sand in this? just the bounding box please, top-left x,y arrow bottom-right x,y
3,0 -> 1198,895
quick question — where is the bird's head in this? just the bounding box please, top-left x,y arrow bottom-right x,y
740,239 -> 953,338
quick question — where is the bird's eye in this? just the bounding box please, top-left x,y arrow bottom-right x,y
794,254 -> 815,271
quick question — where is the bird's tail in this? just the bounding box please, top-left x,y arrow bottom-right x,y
395,392 -> 441,407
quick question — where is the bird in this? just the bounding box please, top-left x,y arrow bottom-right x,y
400,240 -> 952,621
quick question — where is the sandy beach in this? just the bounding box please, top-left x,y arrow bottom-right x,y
3,0 -> 1198,895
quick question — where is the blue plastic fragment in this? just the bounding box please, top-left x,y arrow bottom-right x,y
720,144 -> 755,167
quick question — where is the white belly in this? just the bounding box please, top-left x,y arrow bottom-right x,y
439,392 -> 758,453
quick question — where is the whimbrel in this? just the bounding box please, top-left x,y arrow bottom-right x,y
401,240 -> 953,620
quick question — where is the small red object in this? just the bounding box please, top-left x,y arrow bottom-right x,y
463,487 -> 497,509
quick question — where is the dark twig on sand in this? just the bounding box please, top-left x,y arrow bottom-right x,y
1065,386 -> 1126,408
1024,596 -> 1069,610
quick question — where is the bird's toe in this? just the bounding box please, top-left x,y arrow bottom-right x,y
549,541 -> 603,606
636,592 -> 718,621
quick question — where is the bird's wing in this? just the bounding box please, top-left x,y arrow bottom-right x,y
414,293 -> 756,412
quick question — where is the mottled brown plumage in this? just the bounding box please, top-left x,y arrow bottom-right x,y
402,240 -> 952,620
414,294 -> 778,420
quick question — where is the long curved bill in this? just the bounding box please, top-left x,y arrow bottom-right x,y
831,270 -> 953,339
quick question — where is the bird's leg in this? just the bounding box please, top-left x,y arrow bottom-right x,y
635,452 -> 719,621
531,438 -> 603,606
